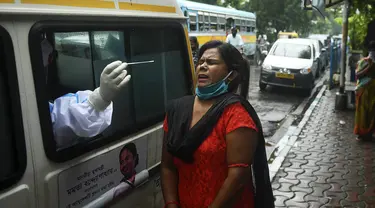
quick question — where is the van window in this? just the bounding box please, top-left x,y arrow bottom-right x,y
30,23 -> 192,162
0,27 -> 26,190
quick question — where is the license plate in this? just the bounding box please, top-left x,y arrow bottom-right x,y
276,73 -> 294,79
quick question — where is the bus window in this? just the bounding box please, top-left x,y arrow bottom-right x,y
0,26 -> 26,191
30,24 -> 192,162
219,24 -> 225,32
210,15 -> 217,25
190,23 -> 197,32
210,25 -> 218,32
198,15 -> 204,32
210,20 -> 218,31
226,18 -> 234,29
189,15 -> 197,32
235,19 -> 240,26
204,15 -> 209,23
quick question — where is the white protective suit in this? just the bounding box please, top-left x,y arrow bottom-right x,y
49,90 -> 112,148
42,39 -> 131,148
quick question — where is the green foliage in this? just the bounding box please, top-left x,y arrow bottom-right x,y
246,0 -> 313,40
310,18 -> 333,34
348,1 -> 374,50
222,0 -> 245,9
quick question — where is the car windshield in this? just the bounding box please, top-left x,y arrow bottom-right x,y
272,42 -> 311,59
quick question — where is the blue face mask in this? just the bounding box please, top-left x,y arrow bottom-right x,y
196,71 -> 234,100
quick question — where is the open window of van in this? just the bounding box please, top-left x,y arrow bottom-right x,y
0,26 -> 27,191
29,22 -> 193,162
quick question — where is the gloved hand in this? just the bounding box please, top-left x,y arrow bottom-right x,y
88,60 -> 131,111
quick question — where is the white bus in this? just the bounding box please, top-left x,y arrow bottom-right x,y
0,0 -> 195,207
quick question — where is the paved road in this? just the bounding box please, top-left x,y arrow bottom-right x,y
272,89 -> 375,208
248,65 -> 314,144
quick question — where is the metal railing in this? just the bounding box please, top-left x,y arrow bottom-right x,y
329,40 -> 341,89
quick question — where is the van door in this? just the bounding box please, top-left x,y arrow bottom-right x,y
0,24 -> 35,208
26,20 -> 193,208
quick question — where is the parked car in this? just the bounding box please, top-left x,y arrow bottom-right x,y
309,39 -> 327,71
259,38 -> 319,94
308,34 -> 331,65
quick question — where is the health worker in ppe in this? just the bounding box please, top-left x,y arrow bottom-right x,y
41,39 -> 131,148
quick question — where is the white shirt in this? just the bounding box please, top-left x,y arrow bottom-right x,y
226,34 -> 244,47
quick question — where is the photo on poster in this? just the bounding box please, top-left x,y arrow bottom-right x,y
58,137 -> 147,208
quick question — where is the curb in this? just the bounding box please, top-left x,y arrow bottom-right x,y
268,84 -> 327,181
265,71 -> 329,160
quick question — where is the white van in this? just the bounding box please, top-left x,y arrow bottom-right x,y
0,1 -> 195,207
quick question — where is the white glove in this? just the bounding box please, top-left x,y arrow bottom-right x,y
88,60 -> 131,111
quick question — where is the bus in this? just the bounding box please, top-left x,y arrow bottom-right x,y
0,0 -> 194,207
178,0 -> 257,58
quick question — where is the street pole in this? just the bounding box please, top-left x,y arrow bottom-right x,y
335,0 -> 350,110
339,0 -> 350,94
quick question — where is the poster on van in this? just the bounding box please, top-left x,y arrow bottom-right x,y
58,138 -> 148,208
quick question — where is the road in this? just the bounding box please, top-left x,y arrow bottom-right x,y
247,64 -> 326,147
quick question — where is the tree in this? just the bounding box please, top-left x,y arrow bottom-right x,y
247,0 -> 313,38
310,18 -> 333,34
348,1 -> 374,50
222,0 -> 245,9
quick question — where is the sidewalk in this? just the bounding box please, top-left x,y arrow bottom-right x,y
271,88 -> 375,207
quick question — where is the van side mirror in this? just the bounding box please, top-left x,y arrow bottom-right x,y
322,48 -> 326,52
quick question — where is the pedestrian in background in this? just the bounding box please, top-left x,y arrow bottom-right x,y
354,20 -> 375,141
226,27 -> 244,54
161,40 -> 274,208
189,36 -> 199,69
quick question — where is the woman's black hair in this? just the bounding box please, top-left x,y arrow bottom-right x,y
119,142 -> 139,167
197,40 -> 250,99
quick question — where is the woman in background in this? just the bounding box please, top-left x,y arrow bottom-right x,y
189,36 -> 199,69
354,20 -> 375,142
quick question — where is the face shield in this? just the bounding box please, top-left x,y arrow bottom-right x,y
41,38 -> 54,82
41,38 -> 53,67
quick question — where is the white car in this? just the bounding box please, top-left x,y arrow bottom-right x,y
309,38 -> 327,71
259,38 -> 320,94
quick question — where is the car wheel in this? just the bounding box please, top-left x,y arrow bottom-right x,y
259,81 -> 267,91
302,87 -> 312,97
302,78 -> 314,96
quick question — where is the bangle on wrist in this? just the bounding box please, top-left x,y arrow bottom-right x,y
164,201 -> 180,208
